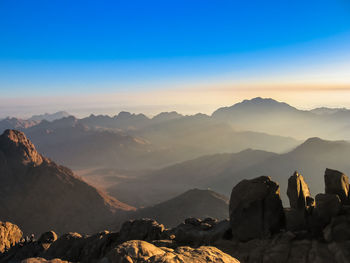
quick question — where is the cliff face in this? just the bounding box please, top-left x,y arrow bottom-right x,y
0,129 -> 134,236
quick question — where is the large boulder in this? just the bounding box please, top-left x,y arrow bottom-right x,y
287,171 -> 313,210
229,176 -> 285,241
105,240 -> 240,263
314,194 -> 341,224
324,168 -> 349,204
118,219 -> 166,243
0,221 -> 23,253
172,218 -> 231,246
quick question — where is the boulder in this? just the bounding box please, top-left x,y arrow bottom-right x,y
287,171 -> 313,210
172,219 -> 231,246
284,208 -> 307,232
324,168 -> 349,204
118,219 -> 165,243
105,240 -> 240,263
0,221 -> 23,253
229,176 -> 285,241
314,194 -> 341,225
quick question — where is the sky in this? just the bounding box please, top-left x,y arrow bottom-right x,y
0,0 -> 350,117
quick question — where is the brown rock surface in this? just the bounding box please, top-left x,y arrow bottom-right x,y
0,221 -> 22,253
106,240 -> 240,263
287,171 -> 312,210
324,168 -> 349,204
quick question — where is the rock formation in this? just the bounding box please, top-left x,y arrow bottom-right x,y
324,168 -> 349,204
287,171 -> 313,210
106,240 -> 239,263
229,176 -> 285,241
0,222 -> 22,253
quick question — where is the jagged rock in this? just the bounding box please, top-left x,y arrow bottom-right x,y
0,221 -> 23,253
229,176 -> 285,241
287,171 -> 313,210
324,215 -> 350,242
105,240 -> 240,263
324,168 -> 349,204
118,219 -> 165,243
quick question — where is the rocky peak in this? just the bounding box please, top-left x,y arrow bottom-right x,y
0,129 -> 43,166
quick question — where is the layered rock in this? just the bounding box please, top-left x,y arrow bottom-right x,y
229,176 -> 284,241
324,168 -> 349,204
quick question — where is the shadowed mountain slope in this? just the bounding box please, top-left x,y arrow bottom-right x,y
110,137 -> 350,206
129,189 -> 229,227
0,129 -> 134,236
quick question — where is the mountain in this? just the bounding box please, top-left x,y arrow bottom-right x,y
109,149 -> 277,207
0,118 -> 38,133
28,111 -> 70,122
22,116 -> 159,170
0,114 -> 299,171
0,129 -> 134,235
212,97 -> 350,140
110,137 -> 350,206
128,189 -> 229,227
151,111 -> 183,122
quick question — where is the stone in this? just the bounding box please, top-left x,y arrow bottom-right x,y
287,171 -> 313,210
118,219 -> 165,242
229,176 -> 285,241
324,168 -> 349,204
284,208 -> 307,232
105,240 -> 240,263
173,219 -> 231,246
0,221 -> 23,253
314,194 -> 341,226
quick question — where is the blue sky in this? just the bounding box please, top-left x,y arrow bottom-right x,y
0,0 -> 350,116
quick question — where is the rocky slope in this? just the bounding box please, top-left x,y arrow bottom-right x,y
0,129 -> 134,236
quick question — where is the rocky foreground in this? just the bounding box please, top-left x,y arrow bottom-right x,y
2,168 -> 350,262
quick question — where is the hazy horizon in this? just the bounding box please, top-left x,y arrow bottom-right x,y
1,1 -> 350,118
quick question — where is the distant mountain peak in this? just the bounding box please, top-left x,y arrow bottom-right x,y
0,129 -> 43,166
29,111 -> 70,122
212,97 -> 297,118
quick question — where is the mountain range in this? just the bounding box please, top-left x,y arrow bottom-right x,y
109,136 -> 350,206
0,129 -> 229,235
